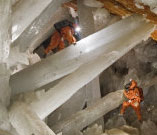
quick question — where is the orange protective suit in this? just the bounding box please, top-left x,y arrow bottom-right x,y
151,30 -> 157,41
120,80 -> 142,121
44,26 -> 76,55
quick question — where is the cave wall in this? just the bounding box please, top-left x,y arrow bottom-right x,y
100,39 -> 157,96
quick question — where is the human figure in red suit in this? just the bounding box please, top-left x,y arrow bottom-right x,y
120,80 -> 144,121
44,25 -> 76,55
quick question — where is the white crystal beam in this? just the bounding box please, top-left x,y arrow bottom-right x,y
10,15 -> 154,96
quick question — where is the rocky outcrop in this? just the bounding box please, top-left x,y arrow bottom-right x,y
141,120 -> 157,135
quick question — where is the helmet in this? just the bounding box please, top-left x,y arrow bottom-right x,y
130,80 -> 137,89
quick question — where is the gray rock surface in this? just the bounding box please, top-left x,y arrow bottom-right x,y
120,125 -> 139,135
104,128 -> 129,135
105,115 -> 126,129
141,120 -> 157,135
83,124 -> 103,135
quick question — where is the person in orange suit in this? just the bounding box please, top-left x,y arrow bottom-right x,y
120,80 -> 144,121
44,24 -> 76,55
151,30 -> 157,41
